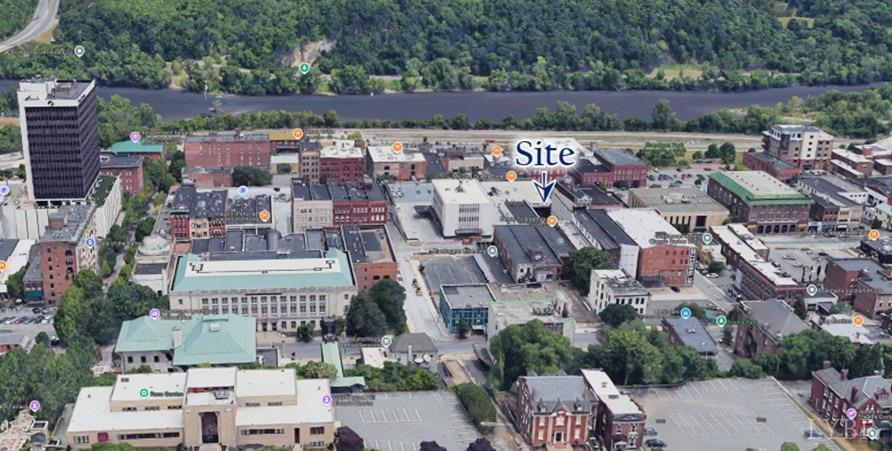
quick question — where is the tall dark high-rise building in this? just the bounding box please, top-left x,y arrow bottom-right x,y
17,79 -> 100,205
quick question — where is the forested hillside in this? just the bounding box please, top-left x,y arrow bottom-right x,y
0,0 -> 889,94
0,0 -> 37,40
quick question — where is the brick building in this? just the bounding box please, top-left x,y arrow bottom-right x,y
707,171 -> 812,234
570,148 -> 646,188
824,258 -> 892,319
607,209 -> 696,287
711,225 -> 805,302
319,140 -> 364,183
742,152 -> 802,182
810,366 -> 892,443
492,225 -> 573,283
571,209 -> 640,279
366,146 -> 426,181
832,148 -> 874,175
332,225 -> 397,292
291,181 -> 387,231
184,133 -> 271,169
182,167 -> 234,189
39,205 -> 98,303
762,124 -> 834,169
626,188 -> 728,233
169,184 -> 228,241
99,152 -> 144,195
582,369 -> 646,450
734,300 -> 808,357
516,374 -> 597,447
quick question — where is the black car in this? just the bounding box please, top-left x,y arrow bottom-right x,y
645,439 -> 667,448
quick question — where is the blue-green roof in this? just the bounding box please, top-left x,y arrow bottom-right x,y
170,249 -> 355,293
115,314 -> 256,366
321,341 -> 365,389
110,141 -> 164,154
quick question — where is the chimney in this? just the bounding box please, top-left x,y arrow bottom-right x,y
407,344 -> 414,366
862,146 -> 873,157
172,327 -> 183,349
823,360 -> 832,369
851,386 -> 859,404
841,368 -> 849,380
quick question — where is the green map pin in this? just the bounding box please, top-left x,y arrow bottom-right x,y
139,388 -> 149,398
715,315 -> 728,328
299,63 -> 310,74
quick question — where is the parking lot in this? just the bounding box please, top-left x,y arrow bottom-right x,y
633,378 -> 838,451
335,391 -> 479,451
0,307 -> 57,346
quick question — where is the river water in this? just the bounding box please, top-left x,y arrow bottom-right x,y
0,80 -> 879,121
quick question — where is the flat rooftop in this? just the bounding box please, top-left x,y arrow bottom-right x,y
367,146 -> 426,163
99,152 -> 142,168
595,148 -> 645,167
185,133 -> 268,143
432,179 -> 492,204
630,188 -> 728,214
19,79 -> 93,101
422,256 -> 488,294
330,225 -> 393,264
292,181 -> 385,201
709,171 -> 810,204
385,181 -> 433,204
170,249 -> 354,292
495,224 -> 572,268
441,284 -> 494,309
663,317 -> 718,354
592,269 -> 649,295
607,208 -> 691,249
574,208 -> 636,250
582,369 -> 643,416
747,151 -> 798,171
320,140 -> 363,159
480,181 -> 551,206
41,204 -> 95,243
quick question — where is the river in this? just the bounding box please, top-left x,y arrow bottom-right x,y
0,80 -> 879,122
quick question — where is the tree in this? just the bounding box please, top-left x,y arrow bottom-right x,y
107,224 -> 128,250
793,297 -> 807,320
276,163 -> 292,174
707,261 -> 725,273
562,247 -> 615,293
704,144 -> 720,159
35,332 -> 49,346
728,358 -> 764,379
780,443 -> 800,451
457,318 -> 470,339
5,266 -> 25,300
872,218 -> 884,230
345,294 -> 387,338
456,384 -> 496,433
335,426 -> 364,451
488,320 -> 577,390
330,65 -> 371,94
599,304 -> 638,327
367,279 -> 407,332
231,166 -> 272,186
722,328 -> 733,346
297,324 -> 313,343
674,303 -> 706,320
719,142 -> 737,165
135,217 -> 156,242
692,151 -> 703,160
467,439 -> 496,451
651,99 -> 681,131
287,361 -> 338,380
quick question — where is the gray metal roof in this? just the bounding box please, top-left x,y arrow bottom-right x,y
814,367 -> 892,409
441,284 -> 493,309
741,300 -> 808,337
390,333 -> 437,354
596,148 -> 645,167
523,375 -> 596,415
663,318 -> 718,355
575,209 -> 636,250
42,205 -> 95,243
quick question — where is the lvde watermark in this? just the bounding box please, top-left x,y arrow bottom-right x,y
805,418 -> 880,441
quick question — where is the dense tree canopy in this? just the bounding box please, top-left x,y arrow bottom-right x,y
0,0 -> 889,93
563,247 -> 615,294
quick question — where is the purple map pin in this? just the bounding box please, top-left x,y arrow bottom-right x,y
130,131 -> 141,143
149,308 -> 161,320
321,394 -> 332,405
846,407 -> 857,420
29,400 -> 40,412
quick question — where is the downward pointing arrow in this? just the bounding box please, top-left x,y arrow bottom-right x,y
533,171 -> 555,203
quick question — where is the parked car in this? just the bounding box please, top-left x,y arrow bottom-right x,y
804,429 -> 824,439
707,273 -> 720,278
645,439 -> 667,448
644,427 -> 658,436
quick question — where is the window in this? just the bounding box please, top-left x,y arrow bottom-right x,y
310,426 -> 325,435
75,436 -> 90,444
154,355 -> 160,363
127,356 -> 133,363
140,356 -> 147,363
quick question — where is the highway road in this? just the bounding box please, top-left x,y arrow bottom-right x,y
0,0 -> 59,53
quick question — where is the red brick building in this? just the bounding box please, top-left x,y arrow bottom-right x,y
99,152 -> 144,195
823,258 -> 892,319
184,133 -> 271,169
320,141 -> 365,183
810,366 -> 892,442
607,209 -> 696,287
169,184 -> 227,241
734,300 -> 808,357
516,374 -> 597,447
39,206 -> 97,304
742,152 -> 802,182
182,167 -> 234,188
366,146 -> 427,181
582,369 -> 647,450
291,181 -> 388,231
339,225 -> 398,292
570,148 -> 647,188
